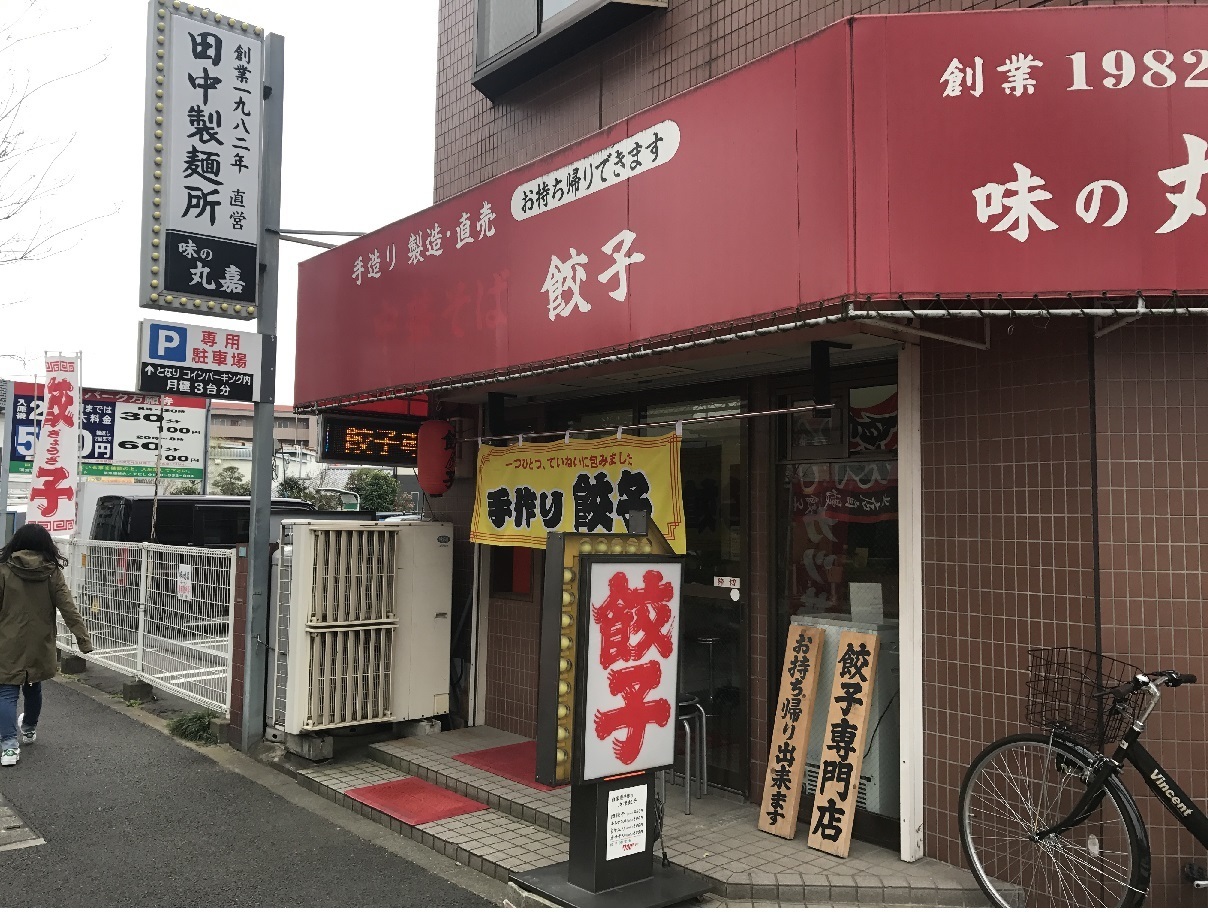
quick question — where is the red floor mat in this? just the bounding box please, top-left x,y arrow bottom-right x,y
345,777 -> 487,826
452,740 -> 563,792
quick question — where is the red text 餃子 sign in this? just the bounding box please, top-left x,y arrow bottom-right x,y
580,558 -> 682,782
26,356 -> 81,533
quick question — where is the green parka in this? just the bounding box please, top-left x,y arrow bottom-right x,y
0,550 -> 93,686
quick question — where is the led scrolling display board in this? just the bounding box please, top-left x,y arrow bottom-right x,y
319,415 -> 421,467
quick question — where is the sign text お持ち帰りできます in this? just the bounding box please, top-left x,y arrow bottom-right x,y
511,121 -> 680,221
137,319 -> 267,403
470,434 -> 685,554
143,6 -> 264,317
581,559 -> 682,782
758,625 -> 826,840
806,631 -> 881,859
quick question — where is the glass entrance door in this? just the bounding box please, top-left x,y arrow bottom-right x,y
644,399 -> 747,793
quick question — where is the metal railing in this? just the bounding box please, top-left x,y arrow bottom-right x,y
54,537 -> 237,713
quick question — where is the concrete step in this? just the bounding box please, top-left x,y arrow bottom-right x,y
325,737 -> 989,906
368,738 -> 572,836
296,758 -> 569,885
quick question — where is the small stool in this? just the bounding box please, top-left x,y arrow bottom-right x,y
695,635 -> 721,714
669,694 -> 707,814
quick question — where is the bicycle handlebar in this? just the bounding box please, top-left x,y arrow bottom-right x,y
1102,670 -> 1196,701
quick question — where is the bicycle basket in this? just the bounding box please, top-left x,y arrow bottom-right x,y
1026,647 -> 1144,748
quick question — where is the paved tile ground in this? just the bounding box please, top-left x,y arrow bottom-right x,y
304,727 -> 991,906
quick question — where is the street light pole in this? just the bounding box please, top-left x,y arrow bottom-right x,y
241,30 -> 284,752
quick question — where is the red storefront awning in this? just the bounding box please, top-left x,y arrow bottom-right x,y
297,5 -> 1208,408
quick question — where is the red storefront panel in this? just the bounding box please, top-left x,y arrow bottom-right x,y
297,5 -> 1208,406
296,29 -> 850,406
625,49 -> 805,340
798,21 -> 856,304
857,6 -> 1208,297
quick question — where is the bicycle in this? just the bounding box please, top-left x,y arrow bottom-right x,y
958,646 -> 1207,907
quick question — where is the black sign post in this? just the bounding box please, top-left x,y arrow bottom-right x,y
512,531 -> 708,907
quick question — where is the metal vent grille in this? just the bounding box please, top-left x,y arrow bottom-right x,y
271,523 -> 295,729
804,762 -> 871,811
284,524 -> 400,732
304,627 -> 393,729
308,527 -> 398,624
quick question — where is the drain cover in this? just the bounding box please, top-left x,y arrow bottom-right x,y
0,795 -> 44,853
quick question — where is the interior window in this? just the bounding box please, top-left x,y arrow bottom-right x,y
197,507 -> 251,547
490,546 -> 532,597
150,503 -> 194,546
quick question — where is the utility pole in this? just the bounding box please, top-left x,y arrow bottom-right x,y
241,30 -> 284,752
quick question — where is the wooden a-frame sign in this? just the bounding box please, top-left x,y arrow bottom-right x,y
757,625 -> 826,839
807,630 -> 881,858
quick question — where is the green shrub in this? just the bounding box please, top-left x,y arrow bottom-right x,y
167,710 -> 219,745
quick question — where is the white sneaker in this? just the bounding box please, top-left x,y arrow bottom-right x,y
17,714 -> 35,744
0,747 -> 18,767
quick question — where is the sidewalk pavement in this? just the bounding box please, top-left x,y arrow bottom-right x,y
0,678 -> 504,908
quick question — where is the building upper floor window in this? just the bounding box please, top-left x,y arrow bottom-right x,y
473,0 -> 667,100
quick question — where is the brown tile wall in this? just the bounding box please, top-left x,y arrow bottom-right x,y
227,555 -> 248,747
1095,316 -> 1208,907
919,319 -> 1098,867
483,553 -> 544,739
434,0 -> 1159,203
747,379 -> 774,802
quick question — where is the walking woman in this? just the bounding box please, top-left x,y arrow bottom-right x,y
0,524 -> 93,767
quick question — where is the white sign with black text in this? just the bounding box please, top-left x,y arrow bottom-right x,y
605,783 -> 648,861
137,319 -> 267,403
140,4 -> 265,317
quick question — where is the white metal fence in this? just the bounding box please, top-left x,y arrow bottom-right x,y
54,537 -> 237,713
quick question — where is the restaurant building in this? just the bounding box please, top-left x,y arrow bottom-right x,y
294,1 -> 1208,902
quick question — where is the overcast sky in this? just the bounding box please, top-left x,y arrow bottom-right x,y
2,0 -> 439,403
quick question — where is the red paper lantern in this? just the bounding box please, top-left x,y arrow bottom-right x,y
417,420 -> 457,496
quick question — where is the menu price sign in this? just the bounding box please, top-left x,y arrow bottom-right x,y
806,631 -> 880,859
758,625 -> 825,839
605,783 -> 648,861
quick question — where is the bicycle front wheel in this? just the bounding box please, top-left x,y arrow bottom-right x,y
959,733 -> 1150,907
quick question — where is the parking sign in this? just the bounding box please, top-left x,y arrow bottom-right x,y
137,319 -> 270,403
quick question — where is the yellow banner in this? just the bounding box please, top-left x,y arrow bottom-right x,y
470,433 -> 685,553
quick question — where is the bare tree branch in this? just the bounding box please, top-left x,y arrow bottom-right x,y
0,0 -> 111,267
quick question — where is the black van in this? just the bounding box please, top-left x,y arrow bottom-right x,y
90,494 -> 316,547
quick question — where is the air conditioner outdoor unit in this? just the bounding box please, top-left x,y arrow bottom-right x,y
277,519 -> 452,735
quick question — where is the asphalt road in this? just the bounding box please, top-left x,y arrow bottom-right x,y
0,681 -> 491,907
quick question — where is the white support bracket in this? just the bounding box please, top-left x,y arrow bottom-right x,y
856,317 -> 991,351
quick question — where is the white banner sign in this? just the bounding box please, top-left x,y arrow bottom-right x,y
26,355 -> 81,534
510,120 -> 680,222
581,559 -> 681,782
141,5 -> 265,317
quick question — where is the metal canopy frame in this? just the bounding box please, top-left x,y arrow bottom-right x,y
294,294 -> 1206,413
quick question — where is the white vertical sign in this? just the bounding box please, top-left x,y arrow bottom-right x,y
140,2 -> 265,318
26,355 -> 81,534
581,559 -> 681,782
